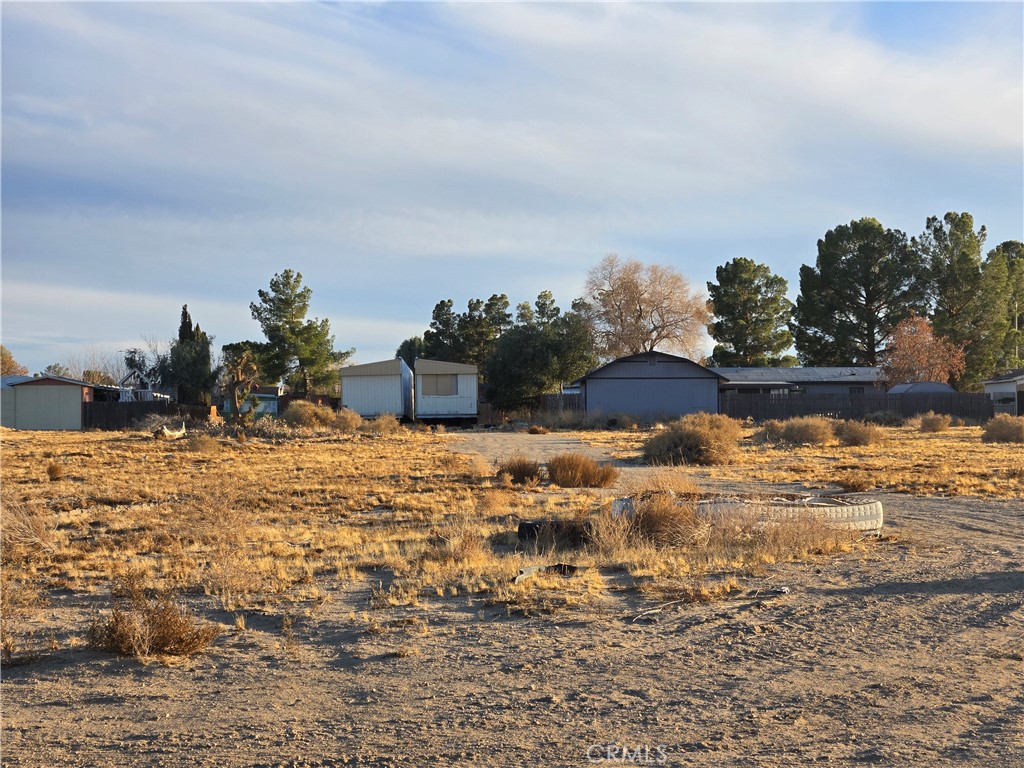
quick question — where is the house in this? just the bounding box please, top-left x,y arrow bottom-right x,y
340,359 -> 414,420
711,367 -> 885,395
414,359 -> 477,421
3,375 -> 96,430
982,369 -> 1024,416
577,352 -> 723,422
887,381 -> 956,395
223,385 -> 285,418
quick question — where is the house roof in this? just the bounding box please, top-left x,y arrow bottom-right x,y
1,375 -> 33,388
415,358 -> 477,375
340,359 -> 410,377
982,368 -> 1024,385
10,375 -> 95,388
711,367 -> 882,385
578,351 -> 725,382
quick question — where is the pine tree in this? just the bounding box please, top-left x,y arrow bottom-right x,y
707,258 -> 794,366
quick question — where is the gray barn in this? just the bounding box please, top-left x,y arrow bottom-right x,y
578,352 -> 723,422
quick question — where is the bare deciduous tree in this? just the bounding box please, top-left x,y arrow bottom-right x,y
582,254 -> 709,359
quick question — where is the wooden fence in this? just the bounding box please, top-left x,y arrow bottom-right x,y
81,402 -> 219,430
720,392 -> 993,422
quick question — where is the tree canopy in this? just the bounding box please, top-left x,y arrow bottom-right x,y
249,270 -> 353,396
582,255 -> 709,360
792,218 -> 929,366
707,258 -> 795,366
422,294 -> 511,369
0,346 -> 28,376
159,305 -> 219,405
879,315 -> 966,387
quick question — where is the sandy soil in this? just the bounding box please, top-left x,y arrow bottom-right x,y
2,433 -> 1022,767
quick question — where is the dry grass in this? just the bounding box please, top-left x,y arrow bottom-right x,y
280,401 -> 363,433
982,414 -> 1024,443
836,420 -> 883,447
496,452 -> 543,485
642,413 -> 742,466
546,452 -> 619,488
755,416 -> 835,446
918,412 -> 953,433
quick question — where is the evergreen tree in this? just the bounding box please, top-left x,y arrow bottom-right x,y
707,258 -> 794,366
161,305 -> 219,405
792,218 -> 929,366
988,240 -> 1024,368
249,270 -> 353,397
914,212 -> 1008,389
395,336 -> 425,370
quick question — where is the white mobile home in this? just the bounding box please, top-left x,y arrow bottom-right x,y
340,359 -> 414,420
982,369 -> 1024,416
414,359 -> 477,420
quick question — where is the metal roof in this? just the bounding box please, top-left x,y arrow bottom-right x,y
982,368 -> 1024,384
415,358 -> 477,375
9,375 -> 95,387
578,351 -> 725,382
340,359 -> 410,377
887,381 -> 956,394
711,367 -> 882,384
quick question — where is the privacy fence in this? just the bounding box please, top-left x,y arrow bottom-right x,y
82,402 -> 218,430
719,392 -> 993,422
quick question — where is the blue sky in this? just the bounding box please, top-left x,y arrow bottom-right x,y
2,2 -> 1022,375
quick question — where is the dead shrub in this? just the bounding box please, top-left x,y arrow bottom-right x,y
835,471 -> 876,492
630,494 -> 711,548
280,400 -> 335,429
88,587 -> 221,659
546,452 -> 619,488
1,503 -> 56,564
363,413 -> 402,435
184,433 -> 220,453
982,413 -> 1024,443
421,520 -> 491,567
836,420 -> 883,447
756,416 -> 835,446
642,413 -> 741,466
46,461 -> 65,481
918,411 -> 952,433
863,410 -> 905,427
334,408 -> 363,432
527,424 -> 550,435
497,453 -> 542,485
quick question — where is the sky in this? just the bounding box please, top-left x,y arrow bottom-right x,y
2,1 -> 1022,375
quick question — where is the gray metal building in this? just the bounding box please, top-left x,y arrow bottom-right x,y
578,352 -> 723,422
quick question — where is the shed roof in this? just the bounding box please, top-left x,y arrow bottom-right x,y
340,359 -> 409,377
887,381 -> 956,394
415,358 -> 477,375
982,368 -> 1024,385
1,375 -> 33,388
710,367 -> 882,385
578,351 -> 724,382
10,375 -> 94,388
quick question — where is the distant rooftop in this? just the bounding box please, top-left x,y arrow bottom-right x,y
711,367 -> 882,384
982,368 -> 1024,384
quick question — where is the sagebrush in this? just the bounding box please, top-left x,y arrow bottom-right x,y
642,413 -> 742,466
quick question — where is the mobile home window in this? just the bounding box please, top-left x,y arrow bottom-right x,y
422,374 -> 458,396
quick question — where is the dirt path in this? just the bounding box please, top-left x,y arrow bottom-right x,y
3,434 -> 1023,767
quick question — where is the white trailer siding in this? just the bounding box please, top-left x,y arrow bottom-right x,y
414,359 -> 478,418
340,359 -> 413,419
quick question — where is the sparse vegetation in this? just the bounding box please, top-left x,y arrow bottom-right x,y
496,452 -> 543,485
863,410 -> 905,427
755,416 -> 835,446
836,419 -> 883,447
546,452 -> 619,488
982,413 -> 1024,443
45,461 -> 65,481
642,413 -> 742,466
918,411 -> 953,433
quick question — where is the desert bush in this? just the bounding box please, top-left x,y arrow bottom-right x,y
496,453 -> 542,485
362,413 -> 402,435
604,412 -> 638,430
280,400 -> 335,428
918,411 -> 952,433
629,493 -> 710,548
45,461 -> 65,481
335,408 -> 363,432
546,453 -> 619,488
184,433 -> 220,453
642,413 -> 742,466
421,520 -> 490,567
88,586 -> 221,659
863,410 -> 905,427
836,420 -> 883,447
982,413 -> 1024,443
1,503 -> 56,564
527,424 -> 550,435
755,416 -> 835,446
835,472 -> 876,492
